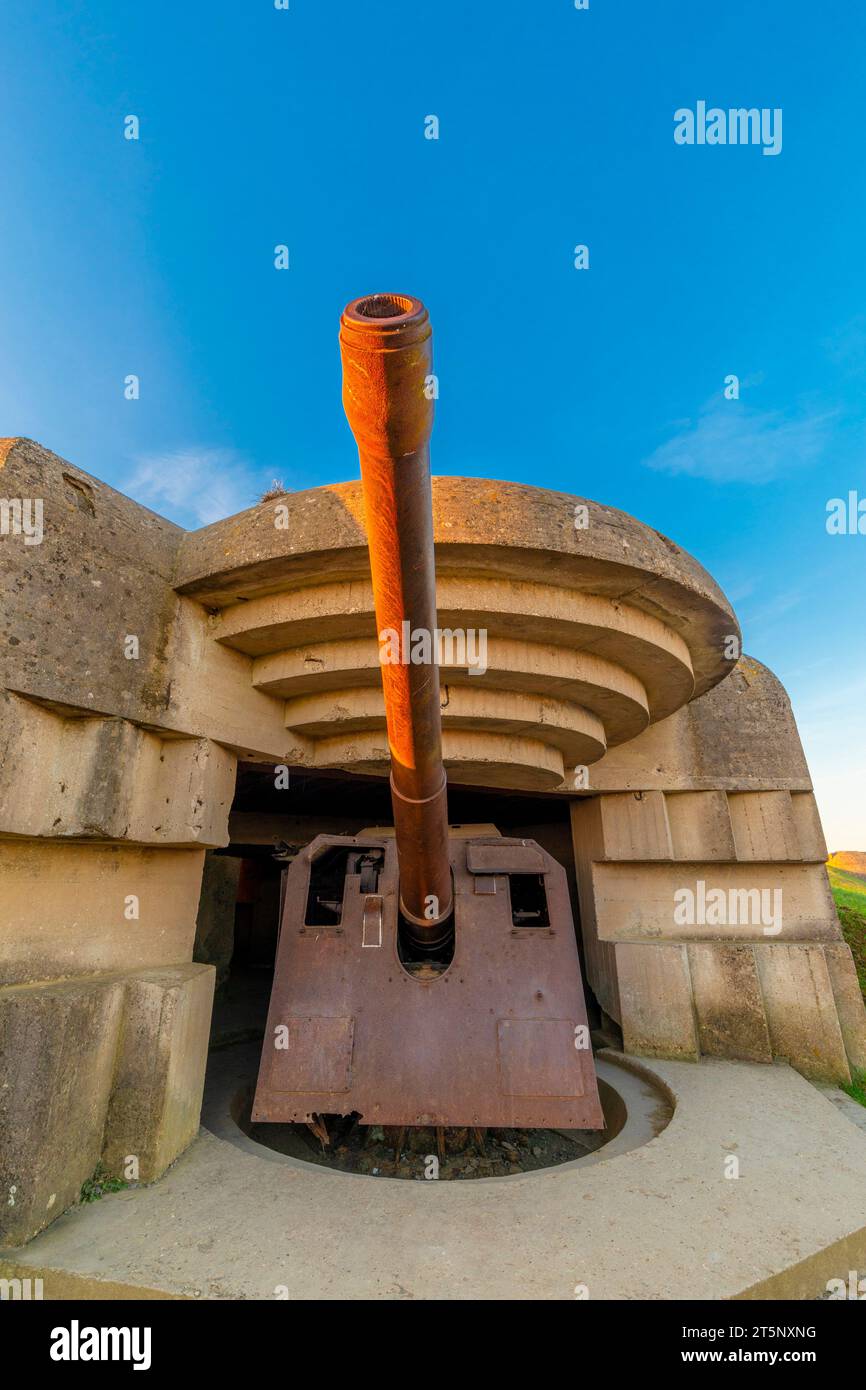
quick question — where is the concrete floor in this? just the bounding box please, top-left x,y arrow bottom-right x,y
3,1047 -> 866,1300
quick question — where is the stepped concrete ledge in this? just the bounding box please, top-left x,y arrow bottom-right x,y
2,1050 -> 865,1301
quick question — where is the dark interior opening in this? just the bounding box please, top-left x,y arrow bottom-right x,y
508,873 -> 551,928
304,844 -> 384,926
396,879 -> 456,973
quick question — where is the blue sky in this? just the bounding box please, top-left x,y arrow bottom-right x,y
2,0 -> 864,847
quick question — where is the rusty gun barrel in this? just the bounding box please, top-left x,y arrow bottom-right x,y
339,294 -> 452,946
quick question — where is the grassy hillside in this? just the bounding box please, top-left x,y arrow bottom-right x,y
827,862 -> 866,1103
827,864 -> 866,996
828,851 -> 866,876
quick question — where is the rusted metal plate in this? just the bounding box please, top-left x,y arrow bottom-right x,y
497,1019 -> 583,1097
269,1016 -> 355,1094
252,834 -> 604,1130
466,842 -> 546,875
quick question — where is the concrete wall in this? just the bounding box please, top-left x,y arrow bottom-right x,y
0,963 -> 214,1245
0,441 -> 242,1244
570,667 -> 866,1082
0,692 -> 228,1242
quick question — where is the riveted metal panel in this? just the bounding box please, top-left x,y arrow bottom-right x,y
252,834 -> 604,1130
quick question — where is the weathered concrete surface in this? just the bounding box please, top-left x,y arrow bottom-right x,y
193,854 -> 242,989
815,1080 -> 866,1137
217,575 -> 697,717
570,787 -> 865,1083
0,693 -> 236,846
755,944 -> 851,1083
102,964 -> 215,1182
0,440 -> 810,795
792,793 -> 829,860
0,441 -> 815,798
597,789 -> 672,859
175,478 -> 739,698
0,440 -> 745,792
279,680 -> 608,779
586,659 -> 813,793
0,965 -> 215,1246
0,439 -> 293,762
687,944 -> 773,1064
614,939 -> 858,1084
194,474 -> 741,790
824,943 -> 866,1073
591,861 -> 839,942
728,790 -> 801,861
0,841 -> 207,984
666,790 -> 736,859
0,976 -> 124,1245
615,944 -> 699,1060
3,1051 -> 865,1300
687,657 -> 813,789
0,438 -> 183,725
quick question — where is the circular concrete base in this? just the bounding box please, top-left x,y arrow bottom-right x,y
201,1044 -> 674,1183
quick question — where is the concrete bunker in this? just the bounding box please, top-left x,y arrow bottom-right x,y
1,295 -> 865,1246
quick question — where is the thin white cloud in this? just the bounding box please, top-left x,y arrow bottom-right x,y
123,447 -> 266,527
643,398 -> 835,484
739,586 -> 805,634
723,576 -> 757,604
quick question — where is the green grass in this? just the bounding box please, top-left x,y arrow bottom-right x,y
828,866 -> 866,1105
827,864 -> 866,914
842,1070 -> 866,1107
828,866 -> 866,997
79,1164 -> 128,1204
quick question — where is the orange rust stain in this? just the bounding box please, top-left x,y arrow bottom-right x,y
0,437 -> 22,470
